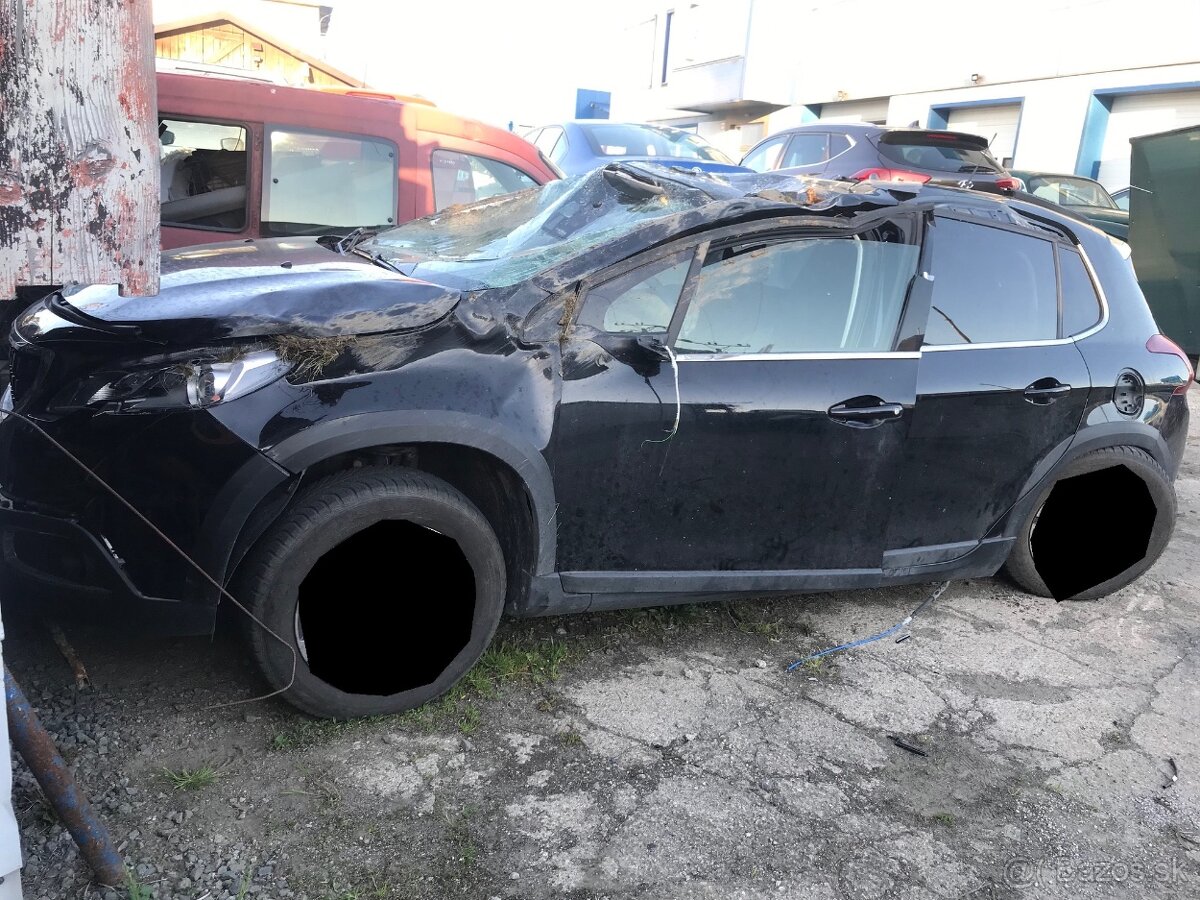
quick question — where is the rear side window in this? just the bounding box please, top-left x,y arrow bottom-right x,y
741,136 -> 787,172
676,234 -> 919,354
159,118 -> 248,231
780,133 -> 828,167
830,134 -> 853,157
1060,248 -> 1102,336
262,129 -> 396,236
878,135 -> 1001,174
431,150 -> 537,211
925,217 -> 1058,345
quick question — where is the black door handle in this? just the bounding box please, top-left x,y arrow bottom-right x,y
1023,379 -> 1071,405
828,397 -> 905,426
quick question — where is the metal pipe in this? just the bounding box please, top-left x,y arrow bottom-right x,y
4,666 -> 124,886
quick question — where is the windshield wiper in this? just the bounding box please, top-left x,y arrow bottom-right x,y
317,228 -> 402,274
603,164 -> 666,199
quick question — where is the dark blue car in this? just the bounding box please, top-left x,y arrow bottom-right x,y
525,121 -> 748,176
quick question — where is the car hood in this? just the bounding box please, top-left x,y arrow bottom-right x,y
52,238 -> 461,344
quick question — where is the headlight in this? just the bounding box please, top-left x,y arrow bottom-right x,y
53,350 -> 291,413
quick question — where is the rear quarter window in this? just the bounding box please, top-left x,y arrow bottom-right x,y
1059,248 -> 1103,336
925,217 -> 1058,345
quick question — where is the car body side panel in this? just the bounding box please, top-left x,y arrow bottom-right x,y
884,344 -> 1091,557
208,338 -> 563,584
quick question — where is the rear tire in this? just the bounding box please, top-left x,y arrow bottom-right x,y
236,467 -> 505,718
1004,446 -> 1175,601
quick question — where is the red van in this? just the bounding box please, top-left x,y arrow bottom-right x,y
156,70 -> 558,250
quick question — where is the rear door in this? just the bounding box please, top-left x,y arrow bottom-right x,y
883,214 -> 1091,567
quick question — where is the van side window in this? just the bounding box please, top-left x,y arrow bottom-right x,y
262,129 -> 397,236
159,118 -> 248,231
431,150 -> 538,211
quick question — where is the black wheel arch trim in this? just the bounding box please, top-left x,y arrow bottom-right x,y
988,422 -> 1173,543
261,410 -> 558,580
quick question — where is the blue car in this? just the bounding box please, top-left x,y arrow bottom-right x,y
525,121 -> 749,176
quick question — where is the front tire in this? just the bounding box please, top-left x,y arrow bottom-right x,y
237,467 -> 505,718
1004,446 -> 1176,601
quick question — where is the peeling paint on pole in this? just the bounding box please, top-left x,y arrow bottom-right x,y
0,0 -> 159,298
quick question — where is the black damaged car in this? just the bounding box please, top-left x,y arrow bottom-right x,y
0,165 -> 1191,718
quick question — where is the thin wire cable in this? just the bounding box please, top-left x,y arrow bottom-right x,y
2,410 -> 297,709
642,344 -> 681,445
787,581 -> 951,671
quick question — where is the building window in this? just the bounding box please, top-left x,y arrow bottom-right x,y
661,10 -> 674,86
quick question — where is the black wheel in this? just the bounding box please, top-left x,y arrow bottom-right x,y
237,467 -> 505,718
1004,446 -> 1176,601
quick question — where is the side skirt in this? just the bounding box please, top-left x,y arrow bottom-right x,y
518,537 -> 1014,617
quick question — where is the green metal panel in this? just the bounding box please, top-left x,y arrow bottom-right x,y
1129,125 -> 1200,355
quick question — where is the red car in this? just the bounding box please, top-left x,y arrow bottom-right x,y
156,71 -> 558,249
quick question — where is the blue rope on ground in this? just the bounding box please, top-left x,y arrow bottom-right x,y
787,581 -> 952,671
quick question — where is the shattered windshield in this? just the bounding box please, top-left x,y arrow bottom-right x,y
363,165 -> 716,288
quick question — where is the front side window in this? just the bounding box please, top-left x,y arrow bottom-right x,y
780,133 -> 829,168
924,217 -> 1058,345
741,136 -> 787,172
431,150 -> 538,211
676,234 -> 919,355
262,128 -> 396,236
159,117 -> 248,230
577,252 -> 692,334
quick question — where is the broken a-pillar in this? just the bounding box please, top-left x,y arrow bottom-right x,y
0,0 -> 160,310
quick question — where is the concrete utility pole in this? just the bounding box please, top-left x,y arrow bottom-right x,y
0,0 -> 160,299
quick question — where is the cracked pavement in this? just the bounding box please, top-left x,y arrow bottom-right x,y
6,411 -> 1200,899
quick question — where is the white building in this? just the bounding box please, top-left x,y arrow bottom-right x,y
614,0 -> 1200,189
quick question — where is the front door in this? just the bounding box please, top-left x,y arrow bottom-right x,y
884,214 -> 1091,564
549,218 -> 925,585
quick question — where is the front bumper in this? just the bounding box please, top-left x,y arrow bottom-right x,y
0,406 -> 294,636
0,497 -> 218,634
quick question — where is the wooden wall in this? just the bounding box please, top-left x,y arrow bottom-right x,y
0,0 -> 160,297
156,23 -> 352,88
